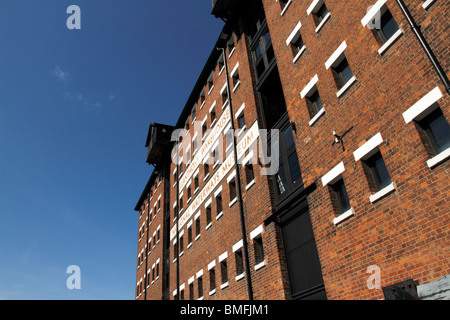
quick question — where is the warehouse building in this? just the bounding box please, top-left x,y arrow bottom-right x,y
134,0 -> 449,300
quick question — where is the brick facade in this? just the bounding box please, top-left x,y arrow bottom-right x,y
134,0 -> 449,300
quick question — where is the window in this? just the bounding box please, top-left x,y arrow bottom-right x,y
227,36 -> 235,58
179,234 -> 184,256
361,1 -> 403,54
306,90 -> 324,120
245,163 -> 255,186
209,268 -> 216,293
235,249 -> 244,277
402,87 -> 449,168
218,54 -> 225,74
329,178 -> 351,214
332,57 -> 353,91
354,133 -> 396,202
188,223 -> 193,245
204,162 -> 210,181
228,175 -> 237,204
221,84 -> 229,108
230,63 -> 240,92
173,240 -> 178,261
200,87 -> 206,107
274,125 -> 302,199
254,236 -> 265,266
376,7 -> 399,44
220,259 -> 229,288
189,282 -> 194,300
216,192 -> 223,217
307,0 -> 331,33
202,119 -> 207,138
187,186 -> 191,201
194,173 -> 199,191
195,213 -> 201,240
325,41 -> 356,97
250,22 -> 275,81
363,151 -> 392,192
197,276 -> 203,299
191,106 -> 197,123
206,204 -> 212,228
279,0 -> 292,15
210,101 -> 217,125
207,72 -> 214,94
415,107 -> 450,158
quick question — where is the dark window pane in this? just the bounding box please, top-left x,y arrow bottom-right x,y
283,126 -> 295,148
335,58 -> 353,85
380,9 -> 399,42
332,179 -> 351,213
368,152 -> 391,190
276,164 -> 288,195
288,153 -> 302,183
427,108 -> 450,153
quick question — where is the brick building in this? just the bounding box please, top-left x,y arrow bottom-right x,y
134,0 -> 449,300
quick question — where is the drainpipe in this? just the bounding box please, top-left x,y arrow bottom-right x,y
144,190 -> 151,300
217,46 -> 254,300
176,152 -> 180,300
395,0 -> 450,94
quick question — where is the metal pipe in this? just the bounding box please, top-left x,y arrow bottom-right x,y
395,0 -> 450,94
143,190 -> 151,300
176,152 -> 180,300
217,46 -> 254,300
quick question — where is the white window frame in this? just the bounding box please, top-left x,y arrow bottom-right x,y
402,86 -> 449,168
286,20 -> 306,63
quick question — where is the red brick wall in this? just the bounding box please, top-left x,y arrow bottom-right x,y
262,0 -> 449,299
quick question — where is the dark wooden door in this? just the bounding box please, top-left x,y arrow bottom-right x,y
280,205 -> 326,300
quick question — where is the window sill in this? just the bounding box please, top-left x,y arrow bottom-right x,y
210,118 -> 217,128
235,273 -> 245,282
232,81 -> 240,93
378,29 -> 403,55
195,234 -> 201,241
229,198 -> 237,208
427,147 -> 450,168
315,12 -> 331,33
336,76 -> 357,98
254,260 -> 266,271
206,222 -> 212,230
245,180 -> 255,191
203,173 -> 210,182
208,85 -> 214,96
228,47 -> 236,59
293,45 -> 306,64
333,207 -> 355,225
222,99 -> 230,110
422,0 -> 436,9
216,211 -> 224,221
179,251 -> 184,257
280,0 -> 292,16
309,108 -> 325,126
369,182 -> 396,203
220,282 -> 229,290
187,243 -> 193,250
197,296 -> 204,301
209,289 -> 216,296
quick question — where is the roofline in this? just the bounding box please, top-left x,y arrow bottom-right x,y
174,23 -> 232,129
134,169 -> 159,212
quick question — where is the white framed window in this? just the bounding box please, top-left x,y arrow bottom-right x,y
278,0 -> 293,16
325,41 -> 357,98
286,20 -> 306,63
300,74 -> 325,126
353,133 -> 396,203
402,86 -> 450,168
361,0 -> 403,55
230,62 -> 240,92
307,0 -> 331,33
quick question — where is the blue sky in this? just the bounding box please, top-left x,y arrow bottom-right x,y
0,1 -> 223,299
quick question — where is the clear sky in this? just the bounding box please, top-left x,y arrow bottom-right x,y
0,0 -> 223,300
